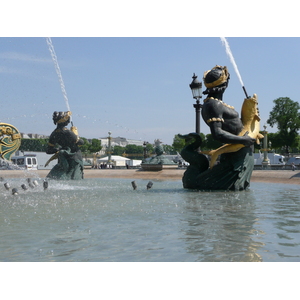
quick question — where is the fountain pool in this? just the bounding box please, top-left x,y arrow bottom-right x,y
1,177 -> 300,262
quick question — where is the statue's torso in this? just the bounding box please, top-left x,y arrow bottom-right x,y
201,98 -> 243,135
49,127 -> 79,152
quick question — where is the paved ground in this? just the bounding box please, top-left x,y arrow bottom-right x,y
1,169 -> 300,184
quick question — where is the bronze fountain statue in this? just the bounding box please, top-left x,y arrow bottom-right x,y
141,139 -> 177,170
45,111 -> 84,180
180,66 -> 263,190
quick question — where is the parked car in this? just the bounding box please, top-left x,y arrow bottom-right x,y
11,154 -> 38,170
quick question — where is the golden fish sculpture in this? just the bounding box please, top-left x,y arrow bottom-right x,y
203,94 -> 264,169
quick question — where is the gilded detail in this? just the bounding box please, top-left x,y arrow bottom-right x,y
203,65 -> 229,88
204,97 -> 234,109
0,123 -> 21,160
57,111 -> 72,124
204,94 -> 264,169
206,117 -> 224,124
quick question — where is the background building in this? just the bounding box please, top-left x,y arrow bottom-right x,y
98,136 -> 145,155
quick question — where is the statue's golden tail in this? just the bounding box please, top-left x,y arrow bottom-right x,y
45,152 -> 59,167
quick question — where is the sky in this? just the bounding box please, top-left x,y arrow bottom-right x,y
1,36 -> 300,145
1,2 -> 300,146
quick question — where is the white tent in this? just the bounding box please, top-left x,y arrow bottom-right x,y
98,155 -> 130,167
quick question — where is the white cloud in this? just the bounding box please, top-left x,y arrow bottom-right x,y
0,51 -> 50,63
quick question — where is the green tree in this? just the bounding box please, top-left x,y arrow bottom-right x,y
163,144 -> 176,155
204,134 -> 223,150
267,132 -> 281,152
117,144 -> 144,159
89,138 -> 102,153
145,143 -> 154,155
172,133 -> 208,152
19,138 -> 49,152
199,133 -> 207,149
125,144 -> 143,155
112,145 -> 125,156
79,138 -> 102,154
172,134 -> 186,152
18,137 -> 102,154
267,97 -> 300,149
79,137 -> 90,153
293,135 -> 300,153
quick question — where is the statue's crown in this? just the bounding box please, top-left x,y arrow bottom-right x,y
53,111 -> 72,124
203,65 -> 229,88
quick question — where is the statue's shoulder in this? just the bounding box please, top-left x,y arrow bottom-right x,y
203,98 -> 224,113
203,97 -> 224,107
202,98 -> 226,124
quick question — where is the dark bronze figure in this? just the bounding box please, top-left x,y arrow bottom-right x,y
45,111 -> 84,180
180,66 -> 263,190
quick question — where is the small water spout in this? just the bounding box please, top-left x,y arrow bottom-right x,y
146,181 -> 153,190
12,188 -> 18,195
21,184 -> 28,191
27,178 -> 35,189
43,179 -> 48,191
131,181 -> 137,190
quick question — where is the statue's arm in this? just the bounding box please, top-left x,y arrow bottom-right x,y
46,143 -> 59,154
210,121 -> 255,146
46,132 -> 59,154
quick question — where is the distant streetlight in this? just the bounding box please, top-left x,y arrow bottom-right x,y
262,125 -> 270,168
107,131 -> 112,165
189,73 -> 202,134
143,141 -> 149,160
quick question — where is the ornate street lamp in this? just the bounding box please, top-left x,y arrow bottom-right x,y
189,73 -> 202,134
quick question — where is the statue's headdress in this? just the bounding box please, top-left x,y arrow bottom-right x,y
203,65 -> 230,88
53,111 -> 72,125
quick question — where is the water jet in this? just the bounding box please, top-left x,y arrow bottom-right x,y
220,37 -> 249,97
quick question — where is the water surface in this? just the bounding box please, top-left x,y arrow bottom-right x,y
1,177 -> 299,261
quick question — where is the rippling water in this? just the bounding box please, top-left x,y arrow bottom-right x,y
1,177 -> 299,262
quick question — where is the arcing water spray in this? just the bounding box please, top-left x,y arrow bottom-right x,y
46,37 -> 79,135
220,37 -> 250,98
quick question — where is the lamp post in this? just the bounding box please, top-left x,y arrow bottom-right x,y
189,73 -> 203,134
262,125 -> 270,168
107,131 -> 112,166
143,141 -> 149,160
